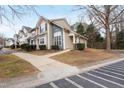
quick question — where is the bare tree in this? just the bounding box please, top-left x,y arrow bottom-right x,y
0,5 -> 39,24
76,5 -> 124,50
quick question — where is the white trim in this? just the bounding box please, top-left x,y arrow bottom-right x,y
73,34 -> 75,44
39,35 -> 46,45
85,40 -> 87,48
47,23 -> 51,49
63,28 -> 66,49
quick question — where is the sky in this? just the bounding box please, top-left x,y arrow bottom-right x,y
0,5 -> 88,38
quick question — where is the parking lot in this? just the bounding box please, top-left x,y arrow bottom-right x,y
36,60 -> 124,88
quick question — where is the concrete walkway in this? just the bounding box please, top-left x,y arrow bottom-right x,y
11,50 -> 79,87
1,49 -> 124,88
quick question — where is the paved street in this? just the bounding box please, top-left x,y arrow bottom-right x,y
0,49 -> 16,55
36,60 -> 124,88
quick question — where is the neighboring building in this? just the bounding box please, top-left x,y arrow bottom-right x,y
16,16 -> 88,50
111,31 -> 117,43
4,38 -> 14,46
18,26 -> 35,45
13,34 -> 19,46
0,37 -> 3,45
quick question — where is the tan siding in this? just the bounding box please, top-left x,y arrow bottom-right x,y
80,38 -> 87,48
52,20 -> 71,30
64,31 -> 73,49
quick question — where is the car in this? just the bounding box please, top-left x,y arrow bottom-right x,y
0,45 -> 3,50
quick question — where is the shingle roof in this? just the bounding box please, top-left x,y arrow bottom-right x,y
22,26 -> 33,33
35,16 -> 88,40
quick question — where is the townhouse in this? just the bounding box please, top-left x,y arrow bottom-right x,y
15,16 -> 88,50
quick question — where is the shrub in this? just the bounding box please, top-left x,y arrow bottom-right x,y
25,44 -> 32,52
51,45 -> 60,50
21,44 -> 36,51
0,45 -> 3,50
4,46 -> 10,48
74,43 -> 85,50
39,45 -> 46,50
116,31 -> 124,49
10,44 -> 15,49
117,41 -> 124,49
21,44 -> 28,49
16,45 -> 20,48
16,42 -> 20,48
30,45 -> 36,50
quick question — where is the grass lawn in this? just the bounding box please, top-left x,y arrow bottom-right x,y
0,54 -> 38,78
29,50 -> 61,56
51,48 -> 120,68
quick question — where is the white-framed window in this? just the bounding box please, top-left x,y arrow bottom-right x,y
40,37 -> 46,45
32,31 -> 35,37
40,23 -> 46,33
54,36 -> 62,45
31,40 -> 34,45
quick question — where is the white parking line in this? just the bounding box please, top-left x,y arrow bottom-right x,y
98,68 -> 124,77
105,65 -> 124,71
102,66 -> 124,73
49,82 -> 59,88
65,78 -> 83,88
93,70 -> 124,81
108,64 -> 124,68
86,72 -> 124,87
76,74 -> 106,88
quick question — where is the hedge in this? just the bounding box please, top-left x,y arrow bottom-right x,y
10,44 -> 15,49
31,45 -> 36,51
74,43 -> 85,50
21,44 -> 28,49
117,40 -> 124,49
39,45 -> 46,50
4,46 -> 10,48
20,44 -> 36,51
51,45 -> 60,50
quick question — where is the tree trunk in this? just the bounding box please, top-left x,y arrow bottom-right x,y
106,27 -> 111,50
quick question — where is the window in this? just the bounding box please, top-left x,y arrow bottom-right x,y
52,25 -> 61,32
32,31 -> 35,36
31,40 -> 34,45
54,36 -> 62,46
40,23 -> 46,33
40,37 -> 45,45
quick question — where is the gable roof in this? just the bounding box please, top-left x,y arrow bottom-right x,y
22,26 -> 32,32
50,18 -> 72,31
36,16 -> 49,28
36,16 -> 88,40
50,18 -> 88,40
6,38 -> 14,42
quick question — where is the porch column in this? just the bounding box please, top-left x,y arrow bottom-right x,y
36,28 -> 39,50
47,23 -> 51,49
85,40 -> 87,48
63,29 -> 66,49
73,34 -> 76,44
